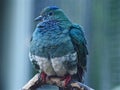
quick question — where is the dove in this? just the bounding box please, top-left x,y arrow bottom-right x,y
29,6 -> 88,89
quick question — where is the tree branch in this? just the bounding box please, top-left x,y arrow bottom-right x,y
22,73 -> 94,90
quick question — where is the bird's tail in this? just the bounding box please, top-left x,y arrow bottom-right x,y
59,87 -> 78,90
59,87 -> 63,90
59,87 -> 71,90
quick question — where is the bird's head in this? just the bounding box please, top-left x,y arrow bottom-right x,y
35,6 -> 71,24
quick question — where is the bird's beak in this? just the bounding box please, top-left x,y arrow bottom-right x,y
34,15 -> 43,21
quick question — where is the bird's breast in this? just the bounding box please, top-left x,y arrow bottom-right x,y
30,29 -> 75,58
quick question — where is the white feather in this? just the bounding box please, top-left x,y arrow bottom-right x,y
29,52 -> 77,76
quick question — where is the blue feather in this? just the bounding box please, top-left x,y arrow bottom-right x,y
49,6 -> 59,10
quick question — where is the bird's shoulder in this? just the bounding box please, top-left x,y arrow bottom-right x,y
69,23 -> 88,68
69,24 -> 87,45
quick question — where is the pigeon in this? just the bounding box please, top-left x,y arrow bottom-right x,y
29,6 -> 88,89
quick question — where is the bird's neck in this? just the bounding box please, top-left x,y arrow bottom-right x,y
59,20 -> 72,29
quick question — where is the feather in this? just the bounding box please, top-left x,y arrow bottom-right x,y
69,24 -> 88,82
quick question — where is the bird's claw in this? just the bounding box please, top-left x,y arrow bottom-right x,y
40,72 -> 47,83
61,75 -> 71,87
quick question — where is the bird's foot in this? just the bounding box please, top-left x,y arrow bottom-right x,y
40,72 -> 47,83
61,75 -> 71,87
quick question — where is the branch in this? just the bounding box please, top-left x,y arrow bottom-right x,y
22,73 -> 94,90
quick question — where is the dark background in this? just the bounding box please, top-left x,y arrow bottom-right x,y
0,0 -> 120,90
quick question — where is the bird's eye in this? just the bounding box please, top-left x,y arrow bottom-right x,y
48,12 -> 53,16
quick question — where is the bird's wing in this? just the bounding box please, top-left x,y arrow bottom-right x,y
69,24 -> 88,81
29,28 -> 41,72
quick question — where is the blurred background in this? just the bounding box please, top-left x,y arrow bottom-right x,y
0,0 -> 120,90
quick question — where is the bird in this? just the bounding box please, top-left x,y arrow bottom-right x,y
29,6 -> 88,90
